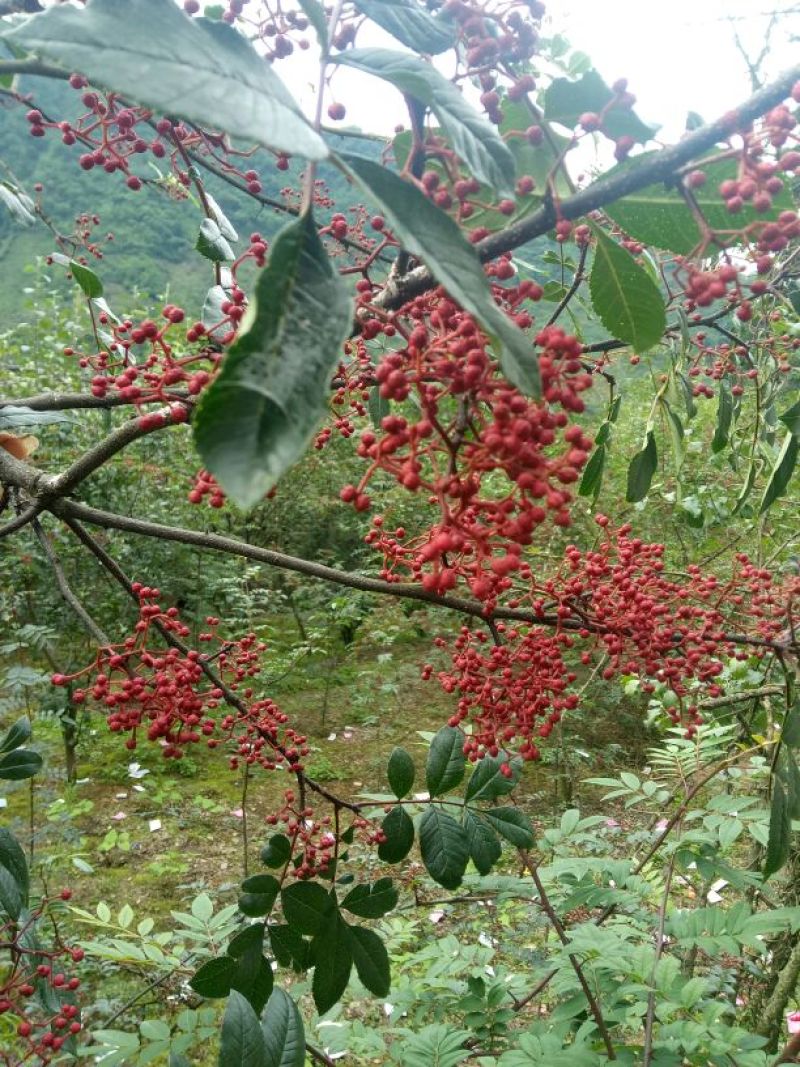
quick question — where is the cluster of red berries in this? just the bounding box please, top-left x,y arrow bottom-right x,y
51,590 -> 314,776
0,896 -> 83,1066
339,298 -> 593,602
424,520 -> 799,759
265,792 -> 383,880
188,469 -> 226,508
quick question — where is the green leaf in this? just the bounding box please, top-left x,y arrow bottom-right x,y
760,431 -> 798,513
367,386 -> 390,428
232,955 -> 274,1017
337,153 -> 539,397
465,753 -> 520,803
377,805 -> 415,864
0,407 -> 74,431
269,926 -> 311,973
239,875 -> 280,917
296,0 -> 328,50
626,431 -> 658,503
0,863 -> 24,921
589,228 -> 666,352
0,829 -> 28,909
605,156 -> 796,255
544,70 -> 656,143
69,260 -> 104,298
387,747 -> 415,799
661,399 -> 684,472
578,443 -> 606,498
0,181 -> 35,227
348,924 -> 390,997
419,807 -> 469,889
218,990 -> 267,1067
711,380 -> 733,453
0,717 -> 32,754
352,0 -> 454,54
341,878 -> 398,919
482,807 -> 535,848
227,923 -> 266,959
765,778 -> 791,878
261,988 -> 305,1067
426,726 -> 466,797
779,397 -> 800,439
196,219 -> 235,263
191,956 -> 237,999
281,882 -> 335,937
260,834 -> 292,869
462,810 -> 501,876
311,912 -> 352,1014
0,748 -> 42,781
783,704 -> 800,747
194,211 -> 353,509
784,750 -> 800,822
332,49 -> 514,195
4,0 -> 327,162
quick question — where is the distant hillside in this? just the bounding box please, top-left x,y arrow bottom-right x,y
0,74 -> 364,324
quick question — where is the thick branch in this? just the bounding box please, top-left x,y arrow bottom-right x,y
374,63 -> 800,312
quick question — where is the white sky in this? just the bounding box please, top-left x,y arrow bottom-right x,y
282,0 -> 800,142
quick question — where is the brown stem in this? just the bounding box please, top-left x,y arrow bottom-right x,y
31,518 -> 110,644
520,851 -> 616,1060
642,854 -> 676,1067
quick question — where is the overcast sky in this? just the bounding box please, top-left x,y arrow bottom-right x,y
282,0 -> 800,143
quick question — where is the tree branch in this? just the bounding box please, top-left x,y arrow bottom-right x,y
373,63 -> 800,312
31,517 -> 109,644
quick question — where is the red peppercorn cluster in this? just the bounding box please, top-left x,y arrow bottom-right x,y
339,299 -> 592,602
188,469 -> 226,508
0,897 -> 83,1066
50,589 -> 313,774
426,520 -> 800,759
264,791 -> 383,880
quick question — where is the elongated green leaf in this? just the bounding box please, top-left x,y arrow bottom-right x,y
785,751 -> 800,821
268,926 -> 311,973
578,443 -> 606,498
419,807 -> 469,889
377,805 -> 415,864
239,877 -> 279,918
218,991 -> 267,1067
0,863 -> 24,921
661,399 -> 684,472
544,69 -> 656,143
464,754 -> 519,803
0,181 -> 35,226
281,882 -> 334,937
783,704 -> 800,748
348,924 -> 390,997
0,717 -> 32,755
426,726 -> 466,797
626,431 -> 658,503
760,432 -> 798,513
0,829 -> 28,908
191,956 -> 237,998
0,748 -> 42,780
765,778 -> 791,878
338,153 -> 539,397
482,807 -> 535,848
353,0 -> 454,54
197,219 -> 235,263
341,878 -> 397,919
605,156 -> 796,255
296,0 -> 328,49
333,49 -> 514,195
194,211 -> 353,508
462,810 -> 501,876
261,988 -> 305,1067
590,229 -> 666,352
311,913 -> 352,1014
4,0 -> 326,161
70,260 -> 104,299
260,834 -> 292,869
387,747 -> 415,799
780,398 -> 800,439
711,380 -> 733,454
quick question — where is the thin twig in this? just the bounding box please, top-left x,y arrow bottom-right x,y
31,518 -> 110,644
642,853 -> 676,1067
